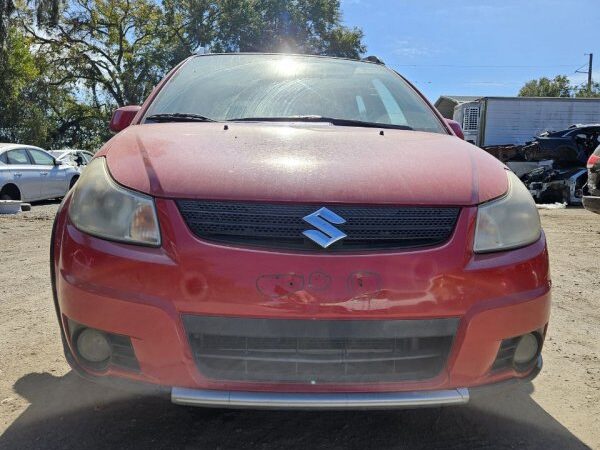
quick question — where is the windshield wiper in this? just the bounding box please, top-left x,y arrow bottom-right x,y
145,113 -> 217,123
227,115 -> 413,130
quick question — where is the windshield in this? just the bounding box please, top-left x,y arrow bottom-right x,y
144,54 -> 446,134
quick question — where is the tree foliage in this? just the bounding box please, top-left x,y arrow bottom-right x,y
518,75 -> 572,98
0,0 -> 15,45
574,81 -> 600,98
0,27 -> 109,148
163,0 -> 365,58
519,75 -> 600,98
22,0 -> 184,107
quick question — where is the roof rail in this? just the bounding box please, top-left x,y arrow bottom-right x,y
362,55 -> 385,65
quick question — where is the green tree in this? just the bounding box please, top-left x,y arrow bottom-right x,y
518,75 -> 600,98
574,81 -> 600,98
1,0 -> 62,47
0,26 -> 107,149
0,27 -> 48,144
0,0 -> 15,45
518,75 -> 572,97
164,0 -> 365,58
22,0 -> 182,107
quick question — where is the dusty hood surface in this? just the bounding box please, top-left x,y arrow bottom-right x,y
101,122 -> 508,205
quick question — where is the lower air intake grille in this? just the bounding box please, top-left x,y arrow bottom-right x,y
176,200 -> 460,251
183,316 -> 458,384
492,337 -> 520,371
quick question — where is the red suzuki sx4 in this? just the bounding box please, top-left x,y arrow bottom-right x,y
51,53 -> 550,409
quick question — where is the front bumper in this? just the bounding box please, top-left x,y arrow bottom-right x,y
170,354 -> 543,409
171,386 -> 470,409
51,197 -> 551,404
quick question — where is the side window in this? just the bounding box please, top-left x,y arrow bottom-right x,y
82,152 -> 93,163
6,149 -> 31,165
0,152 -> 7,164
28,149 -> 55,165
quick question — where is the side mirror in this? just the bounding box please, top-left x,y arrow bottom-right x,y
445,119 -> 465,140
110,105 -> 142,132
54,159 -> 63,166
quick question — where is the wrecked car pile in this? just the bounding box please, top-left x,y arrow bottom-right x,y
483,124 -> 600,205
521,166 -> 587,205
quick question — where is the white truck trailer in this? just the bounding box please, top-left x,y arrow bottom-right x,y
448,97 -> 600,147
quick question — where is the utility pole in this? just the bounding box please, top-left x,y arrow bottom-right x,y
587,53 -> 594,94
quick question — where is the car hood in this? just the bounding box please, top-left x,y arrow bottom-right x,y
100,122 -> 508,206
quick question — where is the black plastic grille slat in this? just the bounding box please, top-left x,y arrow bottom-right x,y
107,334 -> 140,372
491,337 -> 520,371
176,200 -> 460,251
185,317 -> 456,383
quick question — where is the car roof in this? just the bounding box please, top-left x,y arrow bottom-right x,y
0,143 -> 46,152
568,124 -> 600,129
191,52 -> 385,67
54,149 -> 88,152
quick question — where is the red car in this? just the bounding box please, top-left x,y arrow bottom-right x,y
51,54 -> 550,409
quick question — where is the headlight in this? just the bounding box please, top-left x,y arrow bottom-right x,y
474,171 -> 541,253
68,158 -> 161,246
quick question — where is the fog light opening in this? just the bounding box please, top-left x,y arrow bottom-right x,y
75,328 -> 112,366
513,333 -> 541,372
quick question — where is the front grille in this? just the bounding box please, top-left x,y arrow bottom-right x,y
176,200 -> 460,251
183,316 -> 458,383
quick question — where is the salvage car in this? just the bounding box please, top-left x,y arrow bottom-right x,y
522,124 -> 600,163
0,144 -> 80,202
522,165 -> 587,205
583,146 -> 600,214
49,149 -> 94,171
51,54 -> 550,409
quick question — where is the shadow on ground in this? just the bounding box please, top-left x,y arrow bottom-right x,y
0,371 -> 589,450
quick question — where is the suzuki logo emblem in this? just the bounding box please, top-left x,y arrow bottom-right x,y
302,207 -> 347,248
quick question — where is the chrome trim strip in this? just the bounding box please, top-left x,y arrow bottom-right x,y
171,387 -> 470,410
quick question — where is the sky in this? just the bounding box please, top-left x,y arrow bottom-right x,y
340,0 -> 600,102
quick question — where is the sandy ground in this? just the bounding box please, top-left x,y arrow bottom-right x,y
0,202 -> 599,449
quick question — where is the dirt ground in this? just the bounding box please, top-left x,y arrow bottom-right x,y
0,202 -> 599,449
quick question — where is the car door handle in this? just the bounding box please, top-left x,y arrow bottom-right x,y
13,173 -> 22,178
41,173 -> 49,176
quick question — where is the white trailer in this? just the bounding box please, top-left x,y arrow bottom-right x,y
451,97 -> 600,147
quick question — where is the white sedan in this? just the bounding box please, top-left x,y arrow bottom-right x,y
0,144 -> 81,202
